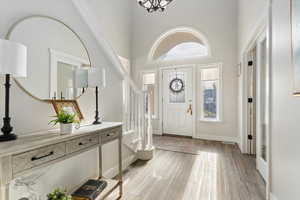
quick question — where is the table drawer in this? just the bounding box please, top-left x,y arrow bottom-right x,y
101,127 -> 121,144
12,143 -> 66,174
66,134 -> 99,154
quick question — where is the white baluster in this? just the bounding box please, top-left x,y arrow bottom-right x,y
141,92 -> 146,150
137,94 -> 141,149
131,89 -> 134,130
135,93 -> 139,135
147,91 -> 153,149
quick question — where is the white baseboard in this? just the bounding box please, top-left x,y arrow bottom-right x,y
195,134 -> 238,143
270,193 -> 278,200
237,139 -> 245,153
103,155 -> 137,178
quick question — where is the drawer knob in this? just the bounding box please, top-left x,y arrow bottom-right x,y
31,151 -> 54,161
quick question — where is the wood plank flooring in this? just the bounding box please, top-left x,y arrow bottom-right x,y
110,135 -> 266,200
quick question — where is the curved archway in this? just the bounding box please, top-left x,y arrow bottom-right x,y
148,27 -> 212,62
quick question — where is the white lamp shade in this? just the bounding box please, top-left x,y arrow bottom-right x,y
88,67 -> 106,88
0,39 -> 27,77
74,68 -> 88,88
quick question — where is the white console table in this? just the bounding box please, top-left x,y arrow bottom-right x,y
0,122 -> 123,200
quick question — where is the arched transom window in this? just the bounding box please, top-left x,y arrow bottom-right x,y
150,29 -> 210,61
159,42 -> 208,60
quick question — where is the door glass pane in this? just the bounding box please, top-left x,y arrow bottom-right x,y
169,72 -> 185,103
203,80 -> 217,119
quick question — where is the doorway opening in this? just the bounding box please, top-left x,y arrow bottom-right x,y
146,27 -> 211,137
243,30 -> 269,182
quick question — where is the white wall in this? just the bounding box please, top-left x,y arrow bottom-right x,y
238,0 -> 268,58
87,0 -> 133,59
237,0 -> 269,67
0,0 -> 132,199
131,0 -> 239,141
271,0 -> 300,199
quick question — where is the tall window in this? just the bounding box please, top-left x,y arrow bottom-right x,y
200,67 -> 220,121
143,72 -> 156,117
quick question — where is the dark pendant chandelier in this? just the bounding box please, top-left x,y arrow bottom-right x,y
138,0 -> 174,13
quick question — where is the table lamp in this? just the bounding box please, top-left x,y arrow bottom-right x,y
0,39 -> 27,142
88,67 -> 106,125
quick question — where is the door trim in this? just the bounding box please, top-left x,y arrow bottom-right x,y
159,65 -> 197,138
256,30 -> 269,181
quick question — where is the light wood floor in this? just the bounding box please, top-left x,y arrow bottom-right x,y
111,136 -> 266,200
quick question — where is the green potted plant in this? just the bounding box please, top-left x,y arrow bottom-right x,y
49,111 -> 79,134
47,188 -> 72,200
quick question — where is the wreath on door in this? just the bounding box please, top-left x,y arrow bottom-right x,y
169,77 -> 185,94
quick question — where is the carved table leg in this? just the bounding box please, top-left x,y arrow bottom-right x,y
98,145 -> 102,179
0,184 -> 9,200
118,134 -> 123,198
0,156 -> 12,200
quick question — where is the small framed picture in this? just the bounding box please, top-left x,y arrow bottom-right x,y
50,100 -> 84,121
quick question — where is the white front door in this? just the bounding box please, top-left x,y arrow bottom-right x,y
162,67 -> 193,137
256,32 -> 269,181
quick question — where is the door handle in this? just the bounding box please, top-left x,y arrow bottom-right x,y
187,104 -> 193,115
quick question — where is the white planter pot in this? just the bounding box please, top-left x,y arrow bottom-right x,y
60,123 -> 73,135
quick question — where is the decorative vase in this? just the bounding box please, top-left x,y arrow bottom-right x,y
60,123 -> 73,135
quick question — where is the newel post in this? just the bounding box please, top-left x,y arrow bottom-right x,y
137,87 -> 155,160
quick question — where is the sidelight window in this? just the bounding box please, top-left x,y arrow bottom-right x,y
200,67 -> 220,121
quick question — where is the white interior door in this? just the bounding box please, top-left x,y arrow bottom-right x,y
247,48 -> 257,155
162,67 -> 193,137
256,33 -> 269,181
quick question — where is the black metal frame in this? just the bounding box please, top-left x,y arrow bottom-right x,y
138,0 -> 173,13
0,74 -> 17,142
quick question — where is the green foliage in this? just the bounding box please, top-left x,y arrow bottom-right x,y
49,111 -> 79,125
47,188 -> 72,200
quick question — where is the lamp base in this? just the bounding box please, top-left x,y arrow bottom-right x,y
93,121 -> 102,125
0,133 -> 17,142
